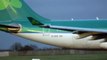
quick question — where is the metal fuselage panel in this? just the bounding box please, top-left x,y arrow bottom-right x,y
15,33 -> 104,49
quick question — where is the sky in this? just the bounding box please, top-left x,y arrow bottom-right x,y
0,0 -> 107,49
25,0 -> 107,20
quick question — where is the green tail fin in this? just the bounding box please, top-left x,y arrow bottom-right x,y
0,0 -> 49,23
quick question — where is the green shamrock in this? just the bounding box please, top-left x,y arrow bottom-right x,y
0,0 -> 22,13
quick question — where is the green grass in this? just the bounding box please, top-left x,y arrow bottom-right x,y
0,54 -> 107,60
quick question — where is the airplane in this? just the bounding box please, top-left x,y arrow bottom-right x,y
0,0 -> 107,50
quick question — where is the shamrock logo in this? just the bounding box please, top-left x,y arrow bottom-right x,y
0,0 -> 22,13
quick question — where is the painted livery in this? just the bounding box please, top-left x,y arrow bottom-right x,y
0,0 -> 107,49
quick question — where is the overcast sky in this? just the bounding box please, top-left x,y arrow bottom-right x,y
0,0 -> 107,49
25,0 -> 107,19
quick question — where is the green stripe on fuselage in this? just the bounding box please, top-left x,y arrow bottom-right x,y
48,20 -> 107,30
20,25 -> 70,33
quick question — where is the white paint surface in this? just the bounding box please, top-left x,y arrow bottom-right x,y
15,33 -> 105,49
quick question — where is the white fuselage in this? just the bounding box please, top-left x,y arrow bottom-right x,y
15,33 -> 106,49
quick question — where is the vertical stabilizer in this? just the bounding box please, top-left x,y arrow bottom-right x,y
0,0 -> 49,23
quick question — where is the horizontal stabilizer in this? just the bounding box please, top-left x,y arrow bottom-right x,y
0,24 -> 19,28
0,24 -> 20,33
